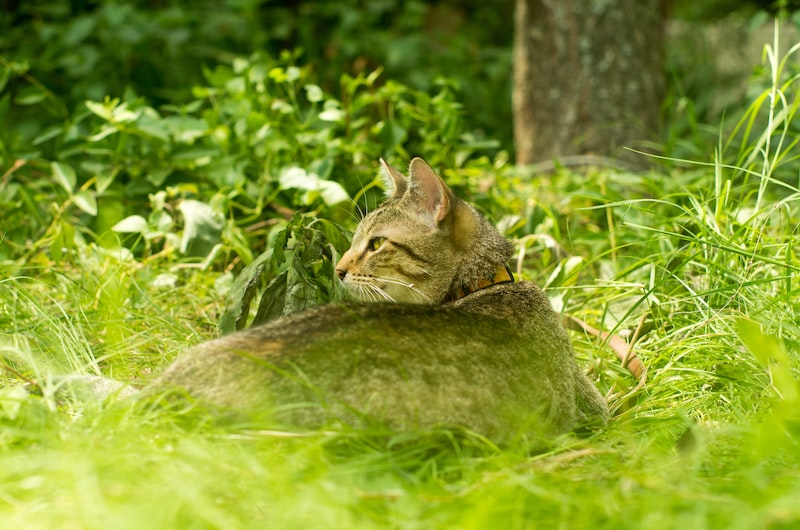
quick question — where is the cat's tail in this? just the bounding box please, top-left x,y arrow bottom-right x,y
10,373 -> 139,403
562,314 -> 647,383
51,374 -> 139,400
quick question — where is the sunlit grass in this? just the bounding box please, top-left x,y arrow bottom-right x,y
2,29 -> 800,530
2,146 -> 798,528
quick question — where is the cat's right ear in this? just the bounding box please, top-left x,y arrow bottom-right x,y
379,158 -> 408,199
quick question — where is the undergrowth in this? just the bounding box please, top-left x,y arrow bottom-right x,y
0,21 -> 799,530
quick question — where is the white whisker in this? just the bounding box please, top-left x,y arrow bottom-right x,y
379,276 -> 433,303
367,283 -> 395,302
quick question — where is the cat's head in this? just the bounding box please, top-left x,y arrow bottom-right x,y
335,158 -> 513,304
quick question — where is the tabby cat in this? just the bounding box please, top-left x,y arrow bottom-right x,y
149,158 -> 609,445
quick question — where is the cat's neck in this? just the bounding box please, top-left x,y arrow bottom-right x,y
443,263 -> 515,303
443,200 -> 516,303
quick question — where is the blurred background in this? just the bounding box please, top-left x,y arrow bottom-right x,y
2,0 -> 798,159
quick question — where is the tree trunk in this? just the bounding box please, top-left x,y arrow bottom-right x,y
513,0 -> 665,164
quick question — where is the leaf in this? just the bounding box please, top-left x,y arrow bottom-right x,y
14,88 -> 46,105
279,167 -> 349,206
316,180 -> 349,206
0,384 -> 30,421
146,168 -> 172,187
112,215 -> 149,234
73,190 -> 98,216
163,116 -> 208,143
319,108 -> 345,122
304,84 -> 323,103
253,271 -> 289,326
286,66 -> 301,82
284,264 -> 318,315
268,67 -> 287,83
51,162 -> 77,194
737,318 -> 798,403
85,100 -> 114,121
378,120 -> 407,152
134,115 -> 170,142
95,168 -> 118,194
0,64 -> 9,93
279,166 -> 316,190
51,220 -> 75,262
33,126 -> 64,146
178,199 -> 224,257
218,248 -> 274,334
271,221 -> 291,269
314,218 -> 352,255
87,126 -> 118,142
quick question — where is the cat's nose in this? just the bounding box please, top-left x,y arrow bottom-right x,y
335,253 -> 351,281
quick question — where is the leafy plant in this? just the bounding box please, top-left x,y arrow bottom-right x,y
2,50 -> 480,271
218,213 -> 351,334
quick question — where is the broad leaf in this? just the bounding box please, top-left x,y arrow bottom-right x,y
51,162 -> 76,194
73,190 -> 97,216
218,248 -> 274,334
178,199 -> 224,257
112,215 -> 148,234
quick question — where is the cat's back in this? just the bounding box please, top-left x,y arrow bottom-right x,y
153,284 -> 579,443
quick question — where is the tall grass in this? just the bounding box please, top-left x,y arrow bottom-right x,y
1,33 -> 800,530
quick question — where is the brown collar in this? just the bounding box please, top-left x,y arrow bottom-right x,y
444,264 -> 515,303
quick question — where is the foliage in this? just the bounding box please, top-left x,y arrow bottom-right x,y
218,213 -> 351,333
0,1 -> 511,164
2,50 -> 485,268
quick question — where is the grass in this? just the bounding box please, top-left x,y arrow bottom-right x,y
2,32 -> 800,530
2,162 -> 798,529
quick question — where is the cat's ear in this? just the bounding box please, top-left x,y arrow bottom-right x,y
379,158 -> 408,199
408,157 -> 452,225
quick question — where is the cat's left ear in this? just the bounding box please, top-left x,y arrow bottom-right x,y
408,157 -> 453,226
379,158 -> 408,199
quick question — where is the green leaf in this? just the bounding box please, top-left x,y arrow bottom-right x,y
0,384 -> 29,421
163,116 -> 207,143
304,84 -> 324,103
252,271 -> 289,326
51,219 -> 75,262
73,190 -> 98,216
284,263 -> 318,315
85,100 -> 115,121
178,199 -> 224,257
0,65 -> 10,94
286,66 -> 301,82
319,108 -> 345,122
147,168 -> 171,187
218,248 -> 274,333
87,126 -> 118,142
8,59 -> 29,75
33,126 -> 64,146
134,115 -> 170,142
14,88 -> 46,105
112,215 -> 148,234
279,167 -> 349,206
51,162 -> 77,194
95,168 -> 118,194
378,119 -> 407,152
737,318 -> 798,403
314,218 -> 352,255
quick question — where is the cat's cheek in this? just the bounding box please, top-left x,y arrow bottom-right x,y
381,283 -> 422,304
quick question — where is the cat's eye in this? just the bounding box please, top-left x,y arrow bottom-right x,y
368,237 -> 386,251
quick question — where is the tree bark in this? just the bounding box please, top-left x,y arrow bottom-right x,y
513,0 -> 665,164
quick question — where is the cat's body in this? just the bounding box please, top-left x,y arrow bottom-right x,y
150,158 -> 609,444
